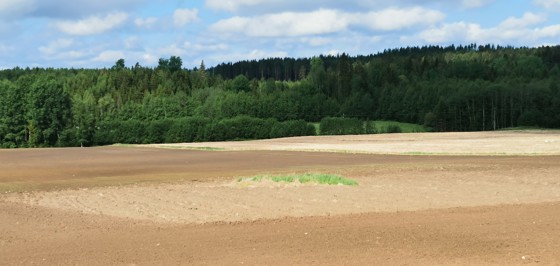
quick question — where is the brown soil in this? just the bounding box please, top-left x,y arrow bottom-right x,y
2,201 -> 559,265
2,131 -> 560,265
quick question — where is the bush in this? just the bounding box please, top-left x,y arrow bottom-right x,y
165,117 -> 211,143
270,120 -> 316,138
94,116 -> 316,145
385,125 -> 402,133
94,119 -> 146,144
94,120 -> 122,145
423,112 -> 436,128
518,110 -> 544,127
365,121 -> 377,134
306,123 -> 317,136
208,116 -> 275,141
121,119 -> 146,144
319,117 -> 364,135
145,119 -> 173,144
58,128 -> 79,147
93,121 -> 112,145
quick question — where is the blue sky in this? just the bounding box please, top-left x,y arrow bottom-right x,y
1,0 -> 559,69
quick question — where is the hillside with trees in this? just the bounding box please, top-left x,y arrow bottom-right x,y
1,44 -> 560,148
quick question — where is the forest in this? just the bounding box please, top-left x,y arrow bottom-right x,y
1,44 -> 560,148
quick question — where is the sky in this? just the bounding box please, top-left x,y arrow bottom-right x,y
1,0 -> 560,69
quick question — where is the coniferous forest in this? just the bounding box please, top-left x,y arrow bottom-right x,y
1,44 -> 560,148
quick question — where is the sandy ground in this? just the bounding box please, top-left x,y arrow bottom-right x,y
146,130 -> 560,155
2,131 -> 560,265
6,158 -> 560,224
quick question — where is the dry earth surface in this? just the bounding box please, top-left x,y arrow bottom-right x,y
1,131 -> 560,265
145,130 -> 560,155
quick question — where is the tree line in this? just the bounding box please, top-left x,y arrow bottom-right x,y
1,44 -> 559,148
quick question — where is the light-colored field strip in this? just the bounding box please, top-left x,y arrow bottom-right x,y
142,130 -> 560,155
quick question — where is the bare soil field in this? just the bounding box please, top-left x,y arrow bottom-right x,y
1,131 -> 560,265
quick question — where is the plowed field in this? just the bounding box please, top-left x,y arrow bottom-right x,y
1,131 -> 560,265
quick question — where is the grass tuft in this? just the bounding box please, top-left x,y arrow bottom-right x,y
239,173 -> 358,186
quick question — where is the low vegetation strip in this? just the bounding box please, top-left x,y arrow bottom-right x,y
238,173 -> 358,186
314,119 -> 430,136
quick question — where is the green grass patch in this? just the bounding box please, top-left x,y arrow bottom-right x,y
311,122 -> 321,135
239,173 -> 358,186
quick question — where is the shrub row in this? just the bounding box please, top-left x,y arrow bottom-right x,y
319,117 -> 403,135
93,116 -> 315,145
319,117 -> 364,135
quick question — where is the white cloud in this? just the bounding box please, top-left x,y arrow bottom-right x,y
418,22 -> 481,43
210,10 -> 343,37
56,12 -> 128,35
124,36 -> 139,49
1,0 -> 144,20
461,0 -> 495,8
325,49 -> 340,56
94,50 -> 125,62
133,41 -> 228,67
184,41 -> 229,52
205,0 -> 493,13
369,35 -> 383,43
206,0 -> 265,12
0,21 -> 9,33
210,49 -> 288,64
0,43 -> 14,54
210,7 -> 443,37
135,17 -> 158,29
50,50 -> 86,60
246,49 -> 288,59
158,44 -> 187,57
36,0 -> 142,19
37,43 -> 87,61
0,0 -> 34,18
499,12 -> 546,29
142,53 -> 158,65
416,12 -> 559,45
173,9 -> 199,27
534,0 -> 560,9
301,37 -> 331,46
535,24 -> 560,38
38,39 -> 74,55
140,41 -> 228,64
354,7 -> 445,31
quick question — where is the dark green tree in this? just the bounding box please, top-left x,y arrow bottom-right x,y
72,91 -> 96,146
337,53 -> 352,100
0,80 -> 27,147
231,74 -> 250,92
169,56 -> 183,72
112,58 -> 126,70
26,76 -> 72,147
